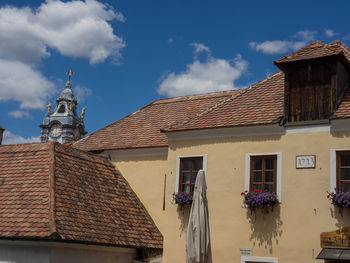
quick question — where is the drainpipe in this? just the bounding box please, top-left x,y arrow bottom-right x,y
0,126 -> 4,145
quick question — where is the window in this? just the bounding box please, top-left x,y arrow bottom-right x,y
337,151 -> 350,191
179,157 -> 203,194
241,256 -> 278,263
245,153 -> 282,201
58,105 -> 66,113
250,155 -> 277,192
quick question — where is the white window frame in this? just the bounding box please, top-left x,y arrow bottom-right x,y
245,152 -> 282,202
241,256 -> 278,263
330,148 -> 350,192
175,154 -> 207,193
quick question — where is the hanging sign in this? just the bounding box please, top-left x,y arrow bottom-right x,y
321,227 -> 350,249
296,155 -> 316,169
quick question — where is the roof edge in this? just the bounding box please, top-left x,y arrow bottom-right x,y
0,236 -> 162,250
163,121 -> 280,134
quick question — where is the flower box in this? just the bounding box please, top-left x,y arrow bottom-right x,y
241,189 -> 278,216
173,192 -> 193,206
327,191 -> 350,216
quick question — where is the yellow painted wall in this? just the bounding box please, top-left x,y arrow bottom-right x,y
111,155 -> 167,233
112,130 -> 350,263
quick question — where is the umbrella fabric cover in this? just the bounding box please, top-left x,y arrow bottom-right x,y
186,170 -> 212,263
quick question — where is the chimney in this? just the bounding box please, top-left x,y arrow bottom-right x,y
0,126 -> 4,145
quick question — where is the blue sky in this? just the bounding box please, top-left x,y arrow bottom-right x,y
0,0 -> 348,143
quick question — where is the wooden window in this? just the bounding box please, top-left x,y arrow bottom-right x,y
179,157 -> 203,194
250,155 -> 277,193
287,64 -> 333,122
337,151 -> 350,191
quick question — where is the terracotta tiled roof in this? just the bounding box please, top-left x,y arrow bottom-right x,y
332,40 -> 350,119
73,90 -> 241,151
73,40 -> 350,148
164,71 -> 285,132
274,41 -> 343,65
164,41 -> 350,132
328,40 -> 350,62
0,142 -> 163,249
335,88 -> 350,119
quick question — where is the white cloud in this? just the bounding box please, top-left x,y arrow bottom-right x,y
190,43 -> 210,55
344,34 -> 350,42
73,85 -> 92,102
250,30 -> 317,54
0,59 -> 55,109
8,110 -> 32,119
325,29 -> 335,38
2,130 -> 40,145
0,0 -> 126,65
158,45 -> 247,97
249,41 -> 306,55
294,30 -> 317,42
0,0 -> 126,111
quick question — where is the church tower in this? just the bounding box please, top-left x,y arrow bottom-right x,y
40,69 -> 87,143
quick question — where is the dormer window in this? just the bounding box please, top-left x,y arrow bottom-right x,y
58,105 -> 66,113
275,41 -> 350,124
287,63 -> 332,122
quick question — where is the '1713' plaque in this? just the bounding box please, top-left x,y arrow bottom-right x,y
296,155 -> 316,169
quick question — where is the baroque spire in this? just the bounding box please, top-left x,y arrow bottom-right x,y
65,67 -> 74,88
40,68 -> 87,144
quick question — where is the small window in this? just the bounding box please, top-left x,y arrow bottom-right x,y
250,155 -> 277,193
337,151 -> 350,191
179,157 -> 203,194
58,105 -> 66,113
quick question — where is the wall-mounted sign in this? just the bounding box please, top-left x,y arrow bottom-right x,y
296,155 -> 316,169
321,227 -> 350,249
239,248 -> 252,256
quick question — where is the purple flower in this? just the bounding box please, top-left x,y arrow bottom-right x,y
173,192 -> 193,205
327,191 -> 350,212
241,190 -> 278,215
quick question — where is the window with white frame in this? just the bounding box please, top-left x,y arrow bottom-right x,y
175,155 -> 207,194
241,256 -> 278,263
245,153 -> 282,201
330,149 -> 350,192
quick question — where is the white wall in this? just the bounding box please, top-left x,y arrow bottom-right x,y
51,246 -> 136,263
0,244 -> 50,263
0,241 -> 137,263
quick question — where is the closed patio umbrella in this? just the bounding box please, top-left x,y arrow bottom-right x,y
186,169 -> 212,263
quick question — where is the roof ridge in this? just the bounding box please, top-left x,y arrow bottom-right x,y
48,141 -> 57,238
328,41 -> 350,56
274,41 -> 327,64
56,142 -> 112,166
152,90 -> 241,105
0,142 -> 48,148
163,71 -> 282,131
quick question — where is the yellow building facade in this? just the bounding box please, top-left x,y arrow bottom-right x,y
111,125 -> 350,263
74,40 -> 350,262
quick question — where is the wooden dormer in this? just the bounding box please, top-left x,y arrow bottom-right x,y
274,41 -> 350,123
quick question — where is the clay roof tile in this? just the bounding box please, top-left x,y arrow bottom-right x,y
0,142 -> 163,249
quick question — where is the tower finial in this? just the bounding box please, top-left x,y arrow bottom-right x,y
66,67 -> 74,88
